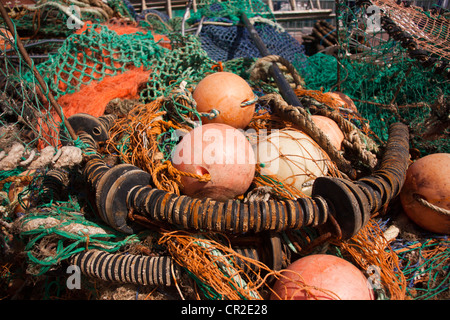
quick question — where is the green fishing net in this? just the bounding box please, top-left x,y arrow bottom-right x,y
22,22 -> 164,100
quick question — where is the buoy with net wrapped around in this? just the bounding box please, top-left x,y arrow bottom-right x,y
171,123 -> 256,201
256,129 -> 328,196
193,71 -> 257,129
399,153 -> 450,234
270,254 -> 375,300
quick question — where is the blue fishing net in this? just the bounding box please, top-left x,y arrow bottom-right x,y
197,17 -> 307,64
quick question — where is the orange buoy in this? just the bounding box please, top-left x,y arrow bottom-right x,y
193,72 -> 256,129
311,115 -> 345,150
0,27 -> 14,51
171,123 -> 256,201
324,91 -> 358,113
399,153 -> 450,234
270,254 -> 375,300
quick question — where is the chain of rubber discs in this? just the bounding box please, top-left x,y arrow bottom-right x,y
38,110 -> 410,287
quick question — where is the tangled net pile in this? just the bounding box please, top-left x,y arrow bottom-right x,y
0,0 -> 448,300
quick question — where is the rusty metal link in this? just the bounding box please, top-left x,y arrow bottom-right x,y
60,113 -> 110,147
69,249 -> 180,287
312,122 -> 410,238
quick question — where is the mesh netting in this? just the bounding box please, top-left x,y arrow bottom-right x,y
296,1 -> 450,155
298,52 -> 450,151
189,0 -> 275,23
26,21 -> 163,99
186,1 -> 307,69
196,17 -> 307,64
372,0 -> 450,61
6,0 -> 117,37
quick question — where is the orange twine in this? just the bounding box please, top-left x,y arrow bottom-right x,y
106,99 -> 211,195
295,88 -> 345,110
335,219 -> 407,300
152,160 -> 211,193
211,61 -> 224,72
158,230 -> 335,300
248,111 -> 342,200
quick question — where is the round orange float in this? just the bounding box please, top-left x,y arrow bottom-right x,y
171,123 -> 256,201
0,27 -> 14,52
399,153 -> 450,234
311,115 -> 345,151
270,254 -> 374,300
324,91 -> 358,113
256,129 -> 328,196
193,72 -> 256,129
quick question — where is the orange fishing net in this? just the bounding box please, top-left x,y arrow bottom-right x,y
35,19 -> 169,149
158,230 -> 337,300
335,219 -> 407,300
75,19 -> 171,49
57,66 -> 150,118
37,67 -> 151,149
106,98 -> 205,195
75,19 -> 145,36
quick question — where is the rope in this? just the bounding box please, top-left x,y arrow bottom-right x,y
144,11 -> 173,32
17,200 -> 140,276
305,104 -> 379,168
159,231 -> 264,300
414,194 -> 450,216
0,174 -> 33,191
249,57 -> 378,172
199,108 -> 220,120
259,93 -> 357,179
152,160 -> 211,193
250,54 -> 305,88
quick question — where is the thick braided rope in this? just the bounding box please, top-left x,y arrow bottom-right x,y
414,194 -> 450,216
260,93 -> 357,179
250,54 -> 306,88
309,107 -> 378,169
